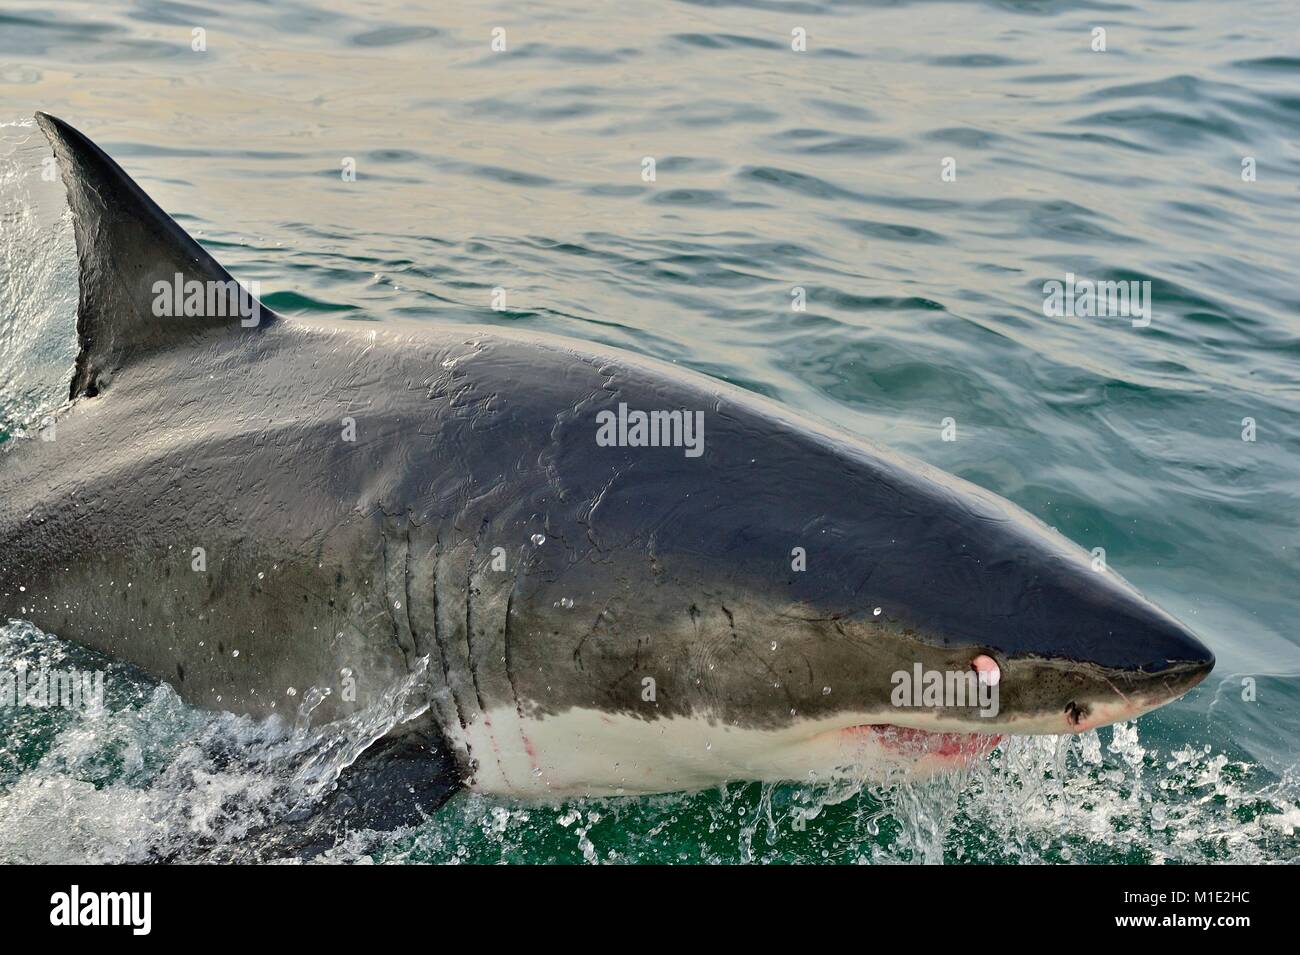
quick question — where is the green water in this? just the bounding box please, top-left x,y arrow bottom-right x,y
1,0 -> 1298,863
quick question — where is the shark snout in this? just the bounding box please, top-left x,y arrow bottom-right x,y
983,600 -> 1215,736
951,542 -> 1214,729
1067,641 -> 1214,734
866,550 -> 1218,738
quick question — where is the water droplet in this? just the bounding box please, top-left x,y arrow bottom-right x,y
822,686 -> 831,695
770,641 -> 778,651
531,533 -> 546,546
231,650 -> 240,657
873,607 -> 882,616
286,687 -> 298,697
257,572 -> 265,580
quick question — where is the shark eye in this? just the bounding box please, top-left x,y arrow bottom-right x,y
972,654 -> 1001,686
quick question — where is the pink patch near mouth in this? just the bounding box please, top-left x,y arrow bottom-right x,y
847,724 -> 1002,759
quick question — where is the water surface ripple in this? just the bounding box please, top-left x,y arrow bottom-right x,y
1,0 -> 1297,863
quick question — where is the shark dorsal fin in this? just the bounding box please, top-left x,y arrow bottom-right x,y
35,112 -> 275,399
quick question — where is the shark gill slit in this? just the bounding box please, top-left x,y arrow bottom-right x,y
401,517 -> 418,666
433,530 -> 490,756
502,563 -> 541,776
429,530 -> 470,743
412,530 -> 456,711
381,523 -> 417,669
405,522 -> 465,761
464,517 -> 490,718
464,516 -> 510,785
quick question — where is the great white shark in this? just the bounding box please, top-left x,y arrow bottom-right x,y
1,114 -> 1213,837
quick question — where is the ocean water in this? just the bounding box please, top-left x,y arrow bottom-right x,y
1,0 -> 1298,863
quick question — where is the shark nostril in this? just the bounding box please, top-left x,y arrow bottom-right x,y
1064,700 -> 1088,727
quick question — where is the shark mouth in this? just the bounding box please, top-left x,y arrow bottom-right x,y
847,724 -> 1003,760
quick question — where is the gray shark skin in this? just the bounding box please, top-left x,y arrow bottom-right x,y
0,113 -> 1213,805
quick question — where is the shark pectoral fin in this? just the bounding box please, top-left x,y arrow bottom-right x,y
33,112 -> 276,401
304,726 -> 462,838
272,728 -> 461,861
173,728 -> 462,863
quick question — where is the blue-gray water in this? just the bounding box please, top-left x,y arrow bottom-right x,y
1,0 -> 1298,863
